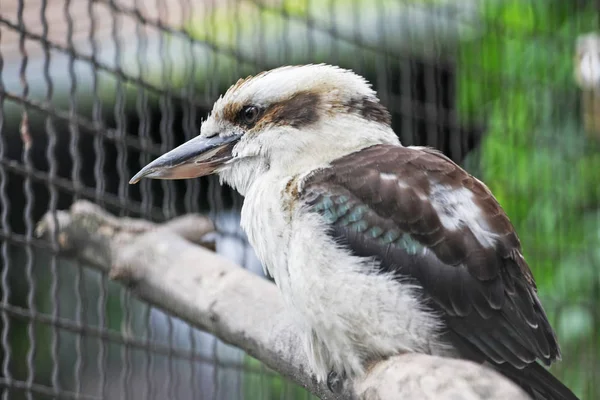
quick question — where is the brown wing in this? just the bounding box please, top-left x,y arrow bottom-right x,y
300,144 -> 560,370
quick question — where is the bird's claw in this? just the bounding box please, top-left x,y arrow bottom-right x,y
327,369 -> 346,393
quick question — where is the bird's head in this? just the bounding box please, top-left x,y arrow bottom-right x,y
130,64 -> 399,194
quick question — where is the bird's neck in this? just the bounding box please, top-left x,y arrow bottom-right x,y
275,123 -> 400,177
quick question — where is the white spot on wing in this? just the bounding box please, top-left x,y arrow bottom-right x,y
429,183 -> 497,248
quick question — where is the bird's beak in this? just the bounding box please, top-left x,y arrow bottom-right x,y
129,133 -> 241,184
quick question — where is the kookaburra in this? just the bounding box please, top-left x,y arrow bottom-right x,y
130,64 -> 578,400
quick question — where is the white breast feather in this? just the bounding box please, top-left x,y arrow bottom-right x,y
241,173 -> 452,382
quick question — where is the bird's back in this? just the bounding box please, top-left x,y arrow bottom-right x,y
296,144 -> 578,400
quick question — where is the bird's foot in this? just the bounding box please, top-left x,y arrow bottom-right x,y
327,369 -> 346,393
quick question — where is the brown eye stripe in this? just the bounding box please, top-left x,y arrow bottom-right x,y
221,102 -> 244,126
345,96 -> 391,125
222,91 -> 322,130
260,91 -> 321,129
220,89 -> 390,131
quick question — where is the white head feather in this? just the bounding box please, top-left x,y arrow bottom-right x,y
212,64 -> 378,111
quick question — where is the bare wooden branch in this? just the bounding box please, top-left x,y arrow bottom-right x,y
36,200 -> 531,400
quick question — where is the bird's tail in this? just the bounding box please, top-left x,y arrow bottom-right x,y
497,362 -> 579,400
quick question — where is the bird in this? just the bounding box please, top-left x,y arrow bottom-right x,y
130,64 -> 579,400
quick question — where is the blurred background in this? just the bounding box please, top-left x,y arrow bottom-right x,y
0,0 -> 598,399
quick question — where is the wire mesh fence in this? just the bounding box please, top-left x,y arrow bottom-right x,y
0,0 -> 598,399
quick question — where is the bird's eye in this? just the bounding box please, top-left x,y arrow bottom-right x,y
240,105 -> 260,125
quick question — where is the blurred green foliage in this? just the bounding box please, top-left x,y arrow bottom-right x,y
457,1 -> 600,398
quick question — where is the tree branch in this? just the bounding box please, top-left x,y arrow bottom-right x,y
36,200 -> 530,400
